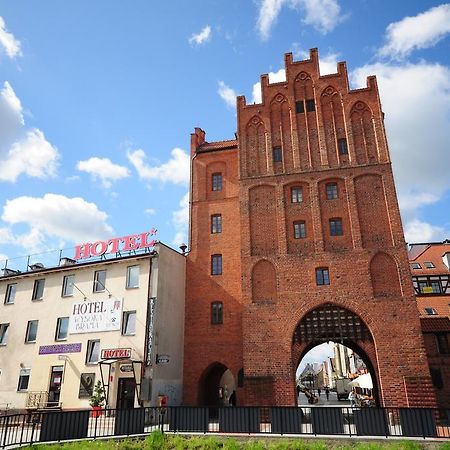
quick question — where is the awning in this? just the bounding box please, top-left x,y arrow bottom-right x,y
349,373 -> 373,389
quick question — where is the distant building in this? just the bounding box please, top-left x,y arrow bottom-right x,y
0,241 -> 185,411
409,240 -> 450,409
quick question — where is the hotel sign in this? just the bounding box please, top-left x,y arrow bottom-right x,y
101,348 -> 132,360
69,298 -> 122,334
74,229 -> 157,260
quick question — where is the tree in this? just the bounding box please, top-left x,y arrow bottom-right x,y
89,380 -> 105,407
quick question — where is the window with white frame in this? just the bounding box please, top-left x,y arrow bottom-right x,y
93,270 -> 106,293
62,275 -> 75,297
17,368 -> 31,391
25,320 -> 38,343
32,279 -> 45,301
126,266 -> 140,289
5,283 -> 16,304
55,317 -> 69,341
122,311 -> 136,335
86,340 -> 100,364
0,323 -> 9,346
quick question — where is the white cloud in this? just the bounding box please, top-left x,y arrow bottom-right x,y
318,52 -> 339,75
77,157 -> 130,188
189,25 -> 212,46
404,219 -> 446,244
0,227 -> 13,244
172,192 -> 189,246
145,208 -> 156,215
256,0 -> 344,40
127,147 -> 190,185
0,81 -> 24,147
0,129 -> 59,182
251,68 -> 286,103
0,16 -> 21,59
2,194 -> 114,252
218,81 -> 237,109
378,3 -> 450,59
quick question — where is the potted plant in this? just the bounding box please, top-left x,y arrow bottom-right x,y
89,380 -> 105,418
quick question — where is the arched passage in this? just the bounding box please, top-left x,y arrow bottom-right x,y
292,303 -> 380,406
198,362 -> 236,407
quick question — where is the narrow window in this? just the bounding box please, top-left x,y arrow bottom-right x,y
55,317 -> 69,341
126,265 -> 140,288
5,283 -> 16,304
212,173 -> 222,192
293,221 -> 306,239
338,138 -> 348,155
316,268 -> 330,286
410,262 -> 421,269
424,262 -> 435,268
122,311 -> 137,335
326,183 -> 338,200
93,270 -> 106,292
211,302 -> 223,325
430,368 -> 443,389
62,275 -> 75,297
329,218 -> 343,236
436,333 -> 449,354
273,146 -> 282,163
86,340 -> 100,364
25,320 -> 38,343
211,254 -> 222,275
17,368 -> 31,391
0,323 -> 9,345
32,279 -> 45,301
306,99 -> 315,112
295,101 -> 305,113
424,307 -> 437,315
211,214 -> 222,234
291,187 -> 303,203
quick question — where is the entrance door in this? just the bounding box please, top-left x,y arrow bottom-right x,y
117,378 -> 136,409
48,366 -> 64,406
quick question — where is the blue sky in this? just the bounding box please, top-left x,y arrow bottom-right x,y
1,0 -> 450,273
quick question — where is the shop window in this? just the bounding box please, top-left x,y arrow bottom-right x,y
436,333 -> 450,355
86,340 -> 100,364
5,283 -> 16,304
211,254 -> 222,275
295,101 -> 305,113
338,138 -> 348,155
211,214 -> 222,234
273,147 -> 282,163
32,279 -> 45,301
294,221 -> 306,239
93,270 -> 106,293
17,368 -> 31,391
55,317 -> 69,341
25,320 -> 38,343
122,311 -> 136,335
0,323 -> 9,345
291,187 -> 303,203
330,218 -> 343,236
306,99 -> 315,112
211,302 -> 223,325
326,183 -> 338,200
316,268 -> 330,286
430,368 -> 444,389
62,275 -> 74,297
126,265 -> 140,289
212,173 -> 222,191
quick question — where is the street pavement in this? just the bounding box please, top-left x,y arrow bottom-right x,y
298,390 -> 350,407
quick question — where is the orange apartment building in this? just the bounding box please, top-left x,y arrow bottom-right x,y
184,49 -> 436,408
409,241 -> 450,409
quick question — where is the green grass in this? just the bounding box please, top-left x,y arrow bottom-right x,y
22,431 -> 449,449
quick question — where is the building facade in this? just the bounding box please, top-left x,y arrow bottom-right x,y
409,240 -> 450,409
184,49 -> 435,408
0,241 -> 185,411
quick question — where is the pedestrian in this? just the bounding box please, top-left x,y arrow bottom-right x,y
229,390 -> 236,407
325,387 -> 330,401
296,385 -> 301,397
317,387 -> 321,397
348,389 -> 356,407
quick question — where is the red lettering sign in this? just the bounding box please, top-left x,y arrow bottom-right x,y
101,348 -> 132,360
74,229 -> 157,260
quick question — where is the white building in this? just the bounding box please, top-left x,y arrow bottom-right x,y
0,241 -> 185,411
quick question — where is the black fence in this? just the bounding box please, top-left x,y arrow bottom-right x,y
0,406 -> 449,448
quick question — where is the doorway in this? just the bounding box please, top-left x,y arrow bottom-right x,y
117,378 -> 136,409
48,366 -> 64,406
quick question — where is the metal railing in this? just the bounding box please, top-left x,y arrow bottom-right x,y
0,406 -> 449,448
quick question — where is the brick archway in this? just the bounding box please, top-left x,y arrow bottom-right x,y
292,303 -> 381,405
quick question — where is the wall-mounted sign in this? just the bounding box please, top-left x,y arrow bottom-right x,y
69,298 -> 122,334
156,354 -> 170,364
74,229 -> 157,260
101,348 -> 132,360
120,364 -> 134,373
39,343 -> 82,355
79,373 -> 95,398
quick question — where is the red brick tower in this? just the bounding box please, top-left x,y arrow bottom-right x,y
184,49 -> 436,408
